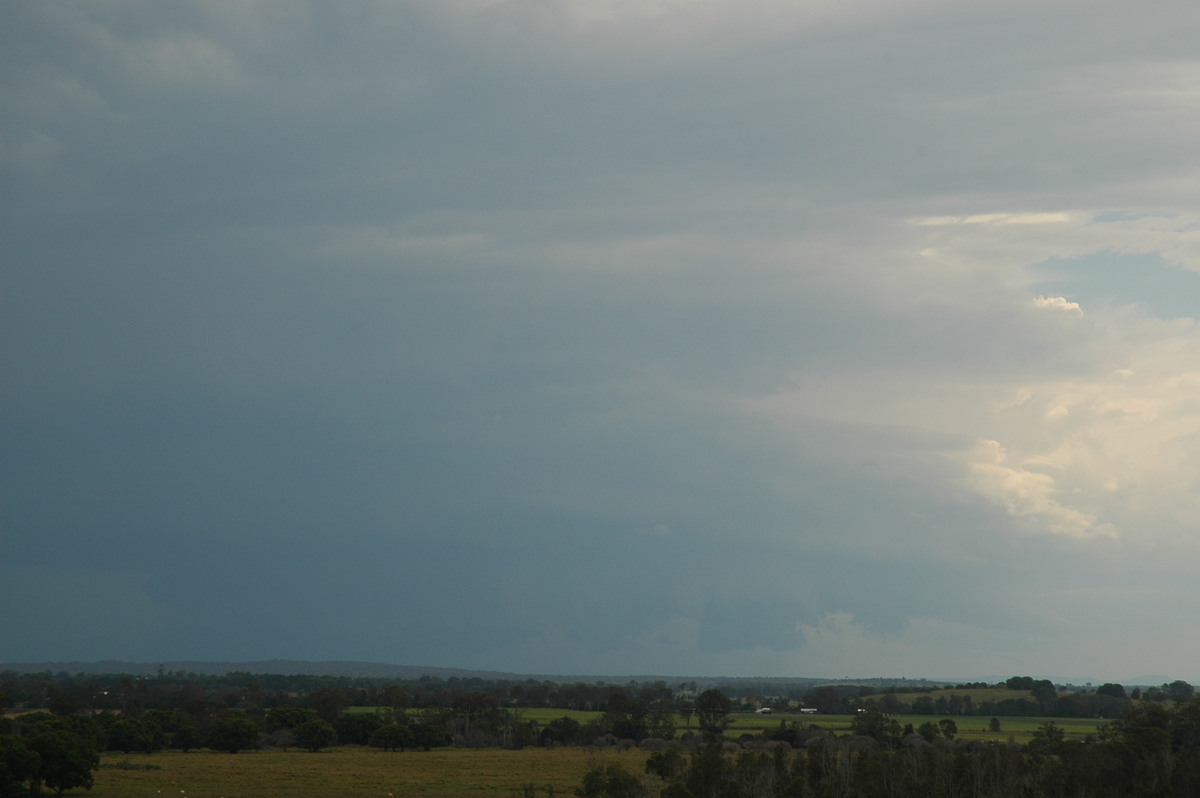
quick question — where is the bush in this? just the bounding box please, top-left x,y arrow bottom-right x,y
207,714 -> 260,754
28,730 -> 99,796
294,718 -> 337,752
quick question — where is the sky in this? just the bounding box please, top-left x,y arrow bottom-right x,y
4,0 -> 1200,684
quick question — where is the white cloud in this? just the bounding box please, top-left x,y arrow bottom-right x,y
966,439 -> 1111,539
971,362 -> 1200,545
914,212 -> 1075,226
1034,295 -> 1083,314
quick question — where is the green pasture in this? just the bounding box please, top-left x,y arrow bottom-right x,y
512,708 -> 604,725
344,705 -> 1108,744
724,711 -> 1109,743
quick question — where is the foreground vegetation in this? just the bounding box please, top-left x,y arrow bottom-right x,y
581,706 -> 1200,798
2,669 -> 1197,795
35,700 -> 1200,798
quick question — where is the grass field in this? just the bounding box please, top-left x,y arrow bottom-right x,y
88,712 -> 1112,797
721,711 -> 1108,744
348,706 -> 1108,744
91,747 -> 650,798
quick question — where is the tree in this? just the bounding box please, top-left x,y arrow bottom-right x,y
0,735 -> 40,798
369,723 -> 414,752
917,721 -> 941,742
1097,683 -> 1127,699
27,730 -> 98,796
1028,721 -> 1065,753
644,746 -> 686,781
265,706 -> 320,732
804,686 -> 845,715
694,690 -> 732,736
107,718 -> 156,754
410,722 -> 449,751
293,718 -> 337,752
1005,676 -> 1035,691
173,722 -> 201,753
335,712 -> 384,746
850,709 -> 901,744
639,684 -> 676,739
989,717 -> 1002,732
305,688 -> 349,725
576,762 -> 646,798
677,699 -> 694,728
1166,681 -> 1196,703
381,686 -> 410,720
451,692 -> 500,742
937,718 -> 957,740
207,713 -> 260,754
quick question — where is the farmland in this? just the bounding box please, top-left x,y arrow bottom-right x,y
90,746 -> 648,798
4,669 -> 1194,797
721,710 -> 1107,744
515,708 -> 1109,744
82,711 -> 1112,798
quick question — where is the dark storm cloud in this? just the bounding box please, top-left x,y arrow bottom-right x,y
5,0 -> 1200,679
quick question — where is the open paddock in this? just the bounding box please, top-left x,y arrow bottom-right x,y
91,746 -> 649,798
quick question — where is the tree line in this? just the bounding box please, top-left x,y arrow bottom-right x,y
575,698 -> 1200,798
796,677 -> 1197,719
1,669 -> 1197,795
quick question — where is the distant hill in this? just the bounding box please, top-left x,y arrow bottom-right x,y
0,660 -> 531,680
0,660 -> 957,691
2,661 -> 1188,692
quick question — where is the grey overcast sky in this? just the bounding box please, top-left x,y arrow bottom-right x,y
4,0 -> 1200,682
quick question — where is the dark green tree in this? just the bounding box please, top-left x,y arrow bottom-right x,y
335,712 -> 384,746
684,744 -> 735,798
804,686 -> 845,714
0,735 -> 40,798
107,718 -> 156,754
293,718 -> 337,752
369,723 -> 414,752
1028,721 -> 1066,754
576,761 -> 646,798
1166,681 -> 1196,703
850,708 -> 901,745
410,722 -> 449,751
644,746 -> 686,781
173,721 -> 200,753
381,685 -> 410,721
538,716 -> 582,747
27,730 -> 98,796
207,713 -> 260,754
937,718 -> 957,740
1005,676 -> 1035,691
694,689 -> 732,736
677,699 -> 694,729
265,706 -> 320,732
304,688 -> 349,725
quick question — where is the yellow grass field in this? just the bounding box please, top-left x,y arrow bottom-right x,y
91,747 -> 650,798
